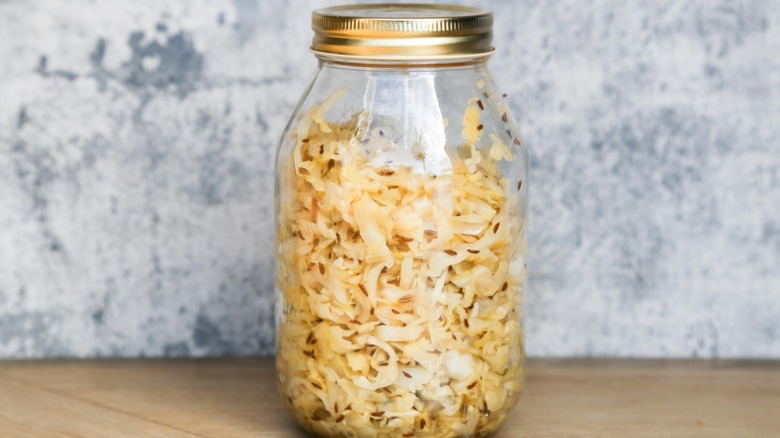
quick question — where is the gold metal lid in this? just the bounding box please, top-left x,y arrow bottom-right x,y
311,4 -> 494,61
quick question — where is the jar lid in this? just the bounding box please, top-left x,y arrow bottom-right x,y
311,4 -> 494,61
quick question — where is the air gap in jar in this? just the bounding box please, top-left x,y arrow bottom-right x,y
274,4 -> 528,437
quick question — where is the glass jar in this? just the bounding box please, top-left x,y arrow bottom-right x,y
275,5 -> 528,437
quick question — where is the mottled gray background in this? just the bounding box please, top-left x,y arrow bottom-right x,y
0,0 -> 778,359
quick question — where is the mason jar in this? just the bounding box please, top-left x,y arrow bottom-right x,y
274,4 -> 528,437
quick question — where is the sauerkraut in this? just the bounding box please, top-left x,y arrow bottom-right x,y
276,91 -> 526,438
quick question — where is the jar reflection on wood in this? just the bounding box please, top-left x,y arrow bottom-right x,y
274,4 -> 528,437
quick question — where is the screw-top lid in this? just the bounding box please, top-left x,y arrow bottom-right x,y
311,4 -> 494,60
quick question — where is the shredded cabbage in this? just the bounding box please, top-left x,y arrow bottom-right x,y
276,93 -> 526,438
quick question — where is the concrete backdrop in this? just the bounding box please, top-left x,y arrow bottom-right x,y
0,0 -> 778,359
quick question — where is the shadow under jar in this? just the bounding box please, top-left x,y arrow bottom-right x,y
274,4 -> 528,437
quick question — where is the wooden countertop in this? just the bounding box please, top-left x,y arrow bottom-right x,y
0,358 -> 777,437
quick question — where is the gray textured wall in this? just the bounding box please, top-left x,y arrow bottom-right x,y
0,0 -> 778,359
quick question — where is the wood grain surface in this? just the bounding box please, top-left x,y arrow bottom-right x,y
0,359 -> 777,437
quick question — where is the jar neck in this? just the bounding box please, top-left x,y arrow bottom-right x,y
315,54 -> 490,72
